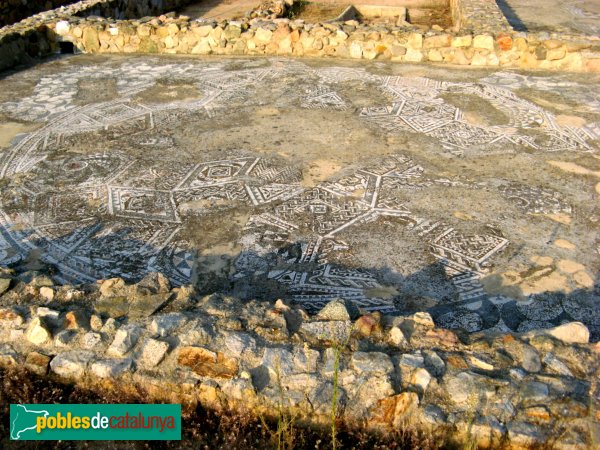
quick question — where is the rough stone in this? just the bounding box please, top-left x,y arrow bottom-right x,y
407,33 -> 423,49
445,371 -> 494,406
423,34 -> 451,49
545,322 -> 589,344
542,353 -> 573,376
0,307 -> 24,326
36,307 -> 60,322
136,272 -> 170,295
224,332 -> 257,357
255,28 -> 273,43
150,313 -> 186,337
355,314 -> 381,337
315,298 -> 359,321
299,320 -> 352,344
410,367 -> 432,392
351,352 -> 393,376
90,358 -> 133,378
452,35 -> 472,47
496,33 -> 513,50
54,329 -> 77,347
90,314 -> 103,331
388,326 -> 407,346
39,286 -> 54,301
369,392 -> 419,428
193,25 -> 213,38
349,42 -> 362,59
55,20 -> 70,36
139,338 -> 169,367
262,347 -> 295,377
507,421 -> 546,447
95,296 -> 129,318
25,317 -> 51,345
129,292 -> 171,318
404,48 -> 423,62
521,381 -> 549,402
0,344 -> 20,366
423,350 -> 445,377
50,351 -> 94,379
25,351 -> 51,375
473,35 -> 494,50
65,310 -> 89,331
178,346 -> 238,378
0,278 -> 11,295
80,331 -> 101,348
99,278 -> 126,297
107,325 -> 141,357
292,346 -> 319,373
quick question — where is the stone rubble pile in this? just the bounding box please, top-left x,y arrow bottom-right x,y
0,270 -> 598,448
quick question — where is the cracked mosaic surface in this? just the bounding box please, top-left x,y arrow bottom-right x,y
0,56 -> 599,337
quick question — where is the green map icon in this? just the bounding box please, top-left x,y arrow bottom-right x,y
10,405 -> 49,440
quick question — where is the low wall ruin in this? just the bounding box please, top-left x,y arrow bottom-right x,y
0,272 -> 598,448
0,0 -> 599,73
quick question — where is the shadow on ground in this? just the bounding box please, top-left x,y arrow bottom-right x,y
495,0 -> 528,31
1,223 -> 598,341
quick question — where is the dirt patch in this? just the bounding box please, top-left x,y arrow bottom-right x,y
134,80 -> 204,104
556,259 -> 586,274
520,271 -> 569,296
0,122 -> 36,148
555,114 -> 587,127
515,89 -> 582,114
338,81 -> 393,107
364,285 -> 399,299
302,159 -> 343,186
554,239 -> 576,249
548,160 -> 600,177
288,2 -> 347,21
441,93 -> 510,126
74,78 -> 119,105
181,209 -> 251,252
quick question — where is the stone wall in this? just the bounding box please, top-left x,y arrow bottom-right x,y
0,272 -> 598,448
1,0 -> 599,74
49,14 -> 600,72
0,0 -> 76,27
0,0 -> 195,71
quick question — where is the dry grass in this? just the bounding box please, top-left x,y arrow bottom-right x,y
0,366 -> 464,449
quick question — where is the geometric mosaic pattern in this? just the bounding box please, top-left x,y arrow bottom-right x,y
0,57 -> 598,337
239,153 -> 510,314
359,74 -> 595,156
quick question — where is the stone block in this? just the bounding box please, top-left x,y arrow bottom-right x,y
452,35 -> 472,48
407,33 -> 423,49
107,325 -> 141,357
25,351 -> 51,375
26,317 -> 51,345
178,346 -> 238,378
139,338 -> 169,367
50,351 -> 94,379
351,351 -> 393,376
423,34 -> 451,49
91,358 -> 133,378
473,35 -> 494,50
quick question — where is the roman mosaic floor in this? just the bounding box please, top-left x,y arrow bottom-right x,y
0,55 -> 599,337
